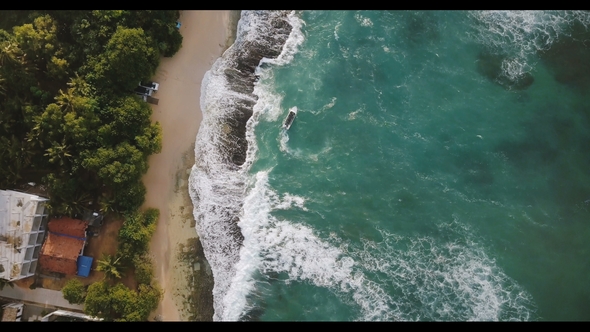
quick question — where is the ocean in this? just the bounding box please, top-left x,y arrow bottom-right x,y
189,10 -> 590,321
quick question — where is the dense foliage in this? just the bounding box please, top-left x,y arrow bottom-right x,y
62,278 -> 86,304
83,208 -> 161,320
85,254 -> 161,321
1,10 -> 181,321
84,280 -> 161,321
0,10 -> 182,215
96,254 -> 124,280
118,208 -> 158,264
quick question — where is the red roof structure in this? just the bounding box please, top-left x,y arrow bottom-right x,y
47,217 -> 87,238
39,218 -> 88,275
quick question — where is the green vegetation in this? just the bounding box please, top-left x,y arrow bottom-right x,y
0,278 -> 14,291
96,254 -> 124,280
133,254 -> 155,285
0,10 -> 180,215
84,280 -> 161,322
85,209 -> 162,321
0,10 -> 182,321
62,278 -> 86,304
118,208 -> 158,263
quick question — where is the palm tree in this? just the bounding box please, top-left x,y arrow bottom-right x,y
0,41 -> 21,67
68,190 -> 93,216
44,138 -> 72,167
97,254 -> 124,280
56,88 -> 76,113
67,73 -> 93,97
98,195 -> 116,215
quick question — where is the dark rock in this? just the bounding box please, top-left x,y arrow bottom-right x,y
218,10 -> 293,168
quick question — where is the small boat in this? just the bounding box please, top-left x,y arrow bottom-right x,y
283,107 -> 298,130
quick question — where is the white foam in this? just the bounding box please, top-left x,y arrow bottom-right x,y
501,57 -> 532,83
223,170 -> 396,321
470,10 -> 590,80
355,13 -> 374,27
278,130 -> 290,154
190,10 -> 308,321
254,80 -> 285,123
323,97 -> 337,110
192,10 -> 539,322
277,133 -> 528,316
334,21 -> 341,41
190,12 -> 279,321
259,11 -> 306,68
352,225 -> 537,321
347,109 -> 362,121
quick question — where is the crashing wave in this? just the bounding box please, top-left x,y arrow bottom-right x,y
188,10 -> 295,321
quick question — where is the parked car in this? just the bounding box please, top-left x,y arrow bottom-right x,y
139,81 -> 159,92
134,85 -> 154,96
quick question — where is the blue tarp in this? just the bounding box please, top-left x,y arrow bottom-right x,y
49,231 -> 86,241
77,256 -> 93,277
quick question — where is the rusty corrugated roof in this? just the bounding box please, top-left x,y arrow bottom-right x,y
47,218 -> 88,238
39,218 -> 87,275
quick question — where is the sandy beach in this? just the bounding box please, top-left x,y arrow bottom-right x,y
141,10 -> 240,321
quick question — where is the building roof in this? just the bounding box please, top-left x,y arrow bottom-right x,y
41,310 -> 103,322
39,218 -> 88,275
47,218 -> 88,238
0,190 -> 49,281
1,306 -> 18,321
77,256 -> 93,277
1,303 -> 23,322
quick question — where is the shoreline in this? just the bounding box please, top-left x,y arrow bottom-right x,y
187,11 -> 294,321
142,10 -> 240,321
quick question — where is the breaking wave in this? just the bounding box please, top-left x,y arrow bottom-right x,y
469,10 -> 590,83
189,10 -> 301,321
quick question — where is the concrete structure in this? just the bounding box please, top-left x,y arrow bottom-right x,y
0,284 -> 84,311
41,309 -> 102,322
0,190 -> 49,281
39,218 -> 88,276
1,302 -> 24,321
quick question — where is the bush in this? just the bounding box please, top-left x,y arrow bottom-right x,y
118,208 -> 158,263
62,278 -> 86,304
84,280 -> 160,321
112,181 -> 146,214
133,254 -> 154,285
84,280 -> 112,319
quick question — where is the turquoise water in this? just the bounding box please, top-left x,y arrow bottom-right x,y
195,10 -> 590,321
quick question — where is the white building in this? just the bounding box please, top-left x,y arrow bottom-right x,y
0,190 -> 49,281
40,310 -> 103,322
1,302 -> 24,321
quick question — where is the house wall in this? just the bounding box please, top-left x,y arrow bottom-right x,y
0,190 -> 49,281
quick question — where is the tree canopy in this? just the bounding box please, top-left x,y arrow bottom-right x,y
62,278 -> 86,304
0,10 -> 178,215
84,280 -> 161,321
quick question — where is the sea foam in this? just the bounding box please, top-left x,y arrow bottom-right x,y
191,10 -> 541,322
469,10 -> 590,81
189,10 -> 296,321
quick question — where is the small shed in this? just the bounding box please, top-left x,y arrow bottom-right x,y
76,256 -> 93,278
38,218 -> 88,276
